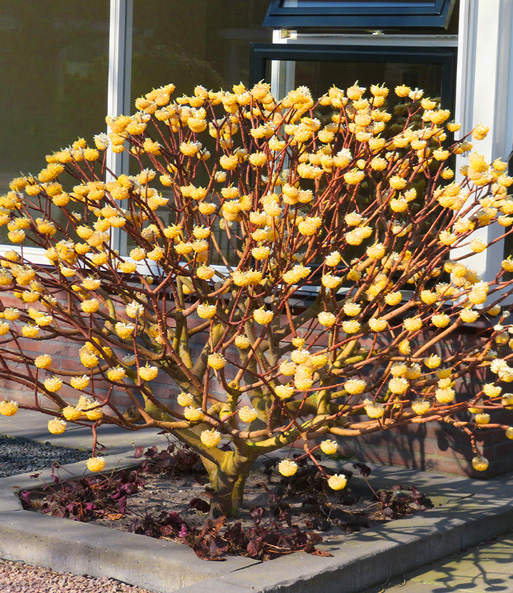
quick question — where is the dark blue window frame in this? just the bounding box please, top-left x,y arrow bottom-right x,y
263,0 -> 457,30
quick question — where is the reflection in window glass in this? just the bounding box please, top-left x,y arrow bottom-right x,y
131,0 -> 271,101
127,0 -> 271,261
272,60 -> 444,105
0,1 -> 109,194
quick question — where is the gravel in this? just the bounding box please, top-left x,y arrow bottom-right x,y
0,434 -> 157,593
0,559 -> 157,593
0,435 -> 91,478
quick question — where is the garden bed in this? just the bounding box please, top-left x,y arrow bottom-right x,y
20,443 -> 438,561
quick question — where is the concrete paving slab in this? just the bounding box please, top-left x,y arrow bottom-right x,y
1,410 -> 169,454
361,532 -> 513,593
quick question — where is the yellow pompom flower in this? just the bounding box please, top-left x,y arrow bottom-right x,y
412,400 -> 431,415
0,400 -> 18,416
251,246 -> 271,261
474,413 -> 490,425
197,266 -> 215,280
468,283 -> 488,305
0,321 -> 10,337
366,243 -> 386,260
200,429 -> 222,448
325,472 -> 349,491
469,239 -> 487,253
294,374 -> 314,390
197,304 -> 216,319
115,322 -> 135,340
343,302 -> 361,317
364,399 -> 385,418
502,394 -> 513,409
62,406 -> 83,421
107,366 -> 126,382
249,152 -> 267,167
238,406 -> 258,423
385,291 -> 402,306
8,230 -> 25,244
279,361 -> 297,376
389,377 -> 409,394
208,353 -> 226,370
298,217 -> 322,237
176,392 -> 194,407
344,379 -> 366,395
505,427 -> 513,440
343,169 -> 365,185
70,375 -> 90,390
320,440 -> 338,455
398,340 -> 411,355
254,308 -> 273,325
432,314 -> 450,328
118,261 -> 137,274
275,384 -> 295,399
126,301 -> 144,318
502,259 -> 513,273
342,320 -> 360,334
21,325 -> 39,338
483,383 -> 501,398
472,124 -> 489,140
81,299 -> 100,314
4,308 -> 20,321
369,318 -> 388,332
278,459 -> 298,477
35,354 -> 52,369
48,418 -> 66,434
321,274 -> 342,289
183,406 -> 204,422
403,317 -> 423,332
435,388 -> 455,404
424,354 -> 441,369
139,364 -> 158,381
420,291 -> 438,305
220,154 -> 238,170
82,277 -> 101,291
325,251 -> 341,266
318,312 -> 337,327
44,376 -> 63,393
283,265 -> 310,285
84,407 -> 103,421
87,457 -> 106,472
472,456 -> 489,471
235,335 -> 251,349
460,308 -> 479,323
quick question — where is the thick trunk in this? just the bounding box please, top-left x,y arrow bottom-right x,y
200,450 -> 256,517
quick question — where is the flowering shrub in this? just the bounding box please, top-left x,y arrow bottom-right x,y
1,81 -> 513,515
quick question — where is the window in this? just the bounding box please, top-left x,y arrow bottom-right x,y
263,0 -> 457,30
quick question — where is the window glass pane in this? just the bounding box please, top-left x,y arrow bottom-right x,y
127,0 -> 271,261
0,1 -> 109,192
0,0 -> 109,245
279,60 -> 444,105
131,0 -> 271,101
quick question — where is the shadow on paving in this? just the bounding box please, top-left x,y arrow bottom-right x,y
362,531 -> 513,593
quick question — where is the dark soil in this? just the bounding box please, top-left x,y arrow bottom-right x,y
21,444 -> 434,561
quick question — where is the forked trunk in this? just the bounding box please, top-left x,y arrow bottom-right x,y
200,450 -> 256,517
